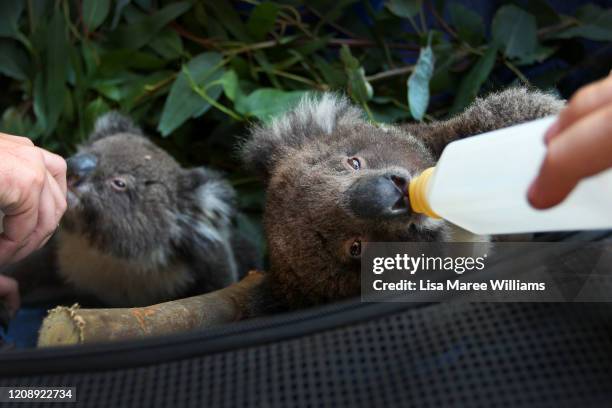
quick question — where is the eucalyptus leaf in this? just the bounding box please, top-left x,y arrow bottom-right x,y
235,89 -> 310,122
32,75 -> 45,131
92,76 -> 133,102
149,29 -> 184,60
0,39 -> 29,80
121,71 -> 174,111
0,108 -> 38,140
0,0 -> 24,39
85,98 -> 111,133
552,5 -> 612,42
386,0 -> 422,19
111,0 -> 131,29
158,52 -> 224,136
576,4 -> 612,25
348,67 -> 374,103
134,0 -> 153,11
448,3 -> 484,45
109,2 -> 191,50
83,0 -> 111,31
492,5 -> 538,60
63,90 -> 76,122
515,44 -> 556,66
313,55 -> 346,88
370,103 -> 411,123
247,2 -> 280,41
310,0 -> 358,26
99,50 -> 167,74
525,0 -> 560,26
555,25 -> 612,42
207,2 -> 249,41
340,45 -> 373,104
120,5 -> 184,59
220,70 -> 240,102
39,10 -> 69,135
450,44 -> 498,114
407,44 -> 435,121
92,71 -> 165,105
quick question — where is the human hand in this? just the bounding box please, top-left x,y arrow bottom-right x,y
0,133 -> 67,264
528,74 -> 612,209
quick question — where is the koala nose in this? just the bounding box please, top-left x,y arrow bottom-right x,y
67,153 -> 97,184
347,174 -> 411,219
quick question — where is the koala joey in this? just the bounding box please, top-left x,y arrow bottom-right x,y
2,112 -> 260,310
240,88 -> 564,313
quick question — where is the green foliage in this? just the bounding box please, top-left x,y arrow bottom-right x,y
234,88 -> 310,122
158,51 -> 223,136
450,44 -> 497,114
83,0 -> 111,32
386,0 -> 422,19
0,0 -> 607,146
551,4 -> 612,41
340,45 -> 373,107
492,5 -> 538,60
247,2 -> 280,41
0,1 -> 25,39
0,0 -> 608,233
407,35 -> 434,121
448,3 -> 484,45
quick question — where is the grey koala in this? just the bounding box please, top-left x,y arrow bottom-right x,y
239,88 -> 564,313
2,112 -> 260,311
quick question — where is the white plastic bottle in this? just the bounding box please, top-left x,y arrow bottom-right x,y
408,116 -> 612,235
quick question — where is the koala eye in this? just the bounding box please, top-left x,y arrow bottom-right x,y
347,157 -> 361,170
111,178 -> 127,191
349,240 -> 362,258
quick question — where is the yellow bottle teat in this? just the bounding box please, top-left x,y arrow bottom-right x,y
408,167 -> 441,219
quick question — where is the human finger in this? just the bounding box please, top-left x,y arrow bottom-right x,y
544,75 -> 612,144
10,174 -> 58,263
40,149 -> 67,197
529,104 -> 612,208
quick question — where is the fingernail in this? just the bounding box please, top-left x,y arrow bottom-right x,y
527,181 -> 540,208
544,121 -> 559,145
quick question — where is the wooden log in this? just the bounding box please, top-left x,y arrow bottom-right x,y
37,271 -> 265,347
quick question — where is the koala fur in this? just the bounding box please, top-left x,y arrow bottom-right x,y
241,88 -> 564,312
3,112 -> 260,308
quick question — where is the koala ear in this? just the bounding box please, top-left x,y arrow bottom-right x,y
89,111 -> 144,142
240,93 -> 365,179
178,167 -> 236,226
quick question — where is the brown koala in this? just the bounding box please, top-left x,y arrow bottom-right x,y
240,88 -> 564,313
2,113 -> 260,310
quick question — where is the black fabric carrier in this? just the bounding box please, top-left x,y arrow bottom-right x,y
1,232 -> 612,408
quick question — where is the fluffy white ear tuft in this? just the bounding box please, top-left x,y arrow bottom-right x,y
177,167 -> 235,243
270,93 -> 363,138
90,111 -> 143,142
194,179 -> 235,226
241,93 -> 365,179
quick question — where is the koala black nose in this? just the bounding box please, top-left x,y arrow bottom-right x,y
67,153 -> 97,184
347,174 -> 411,219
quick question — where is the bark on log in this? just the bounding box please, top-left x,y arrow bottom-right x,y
37,271 -> 265,347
